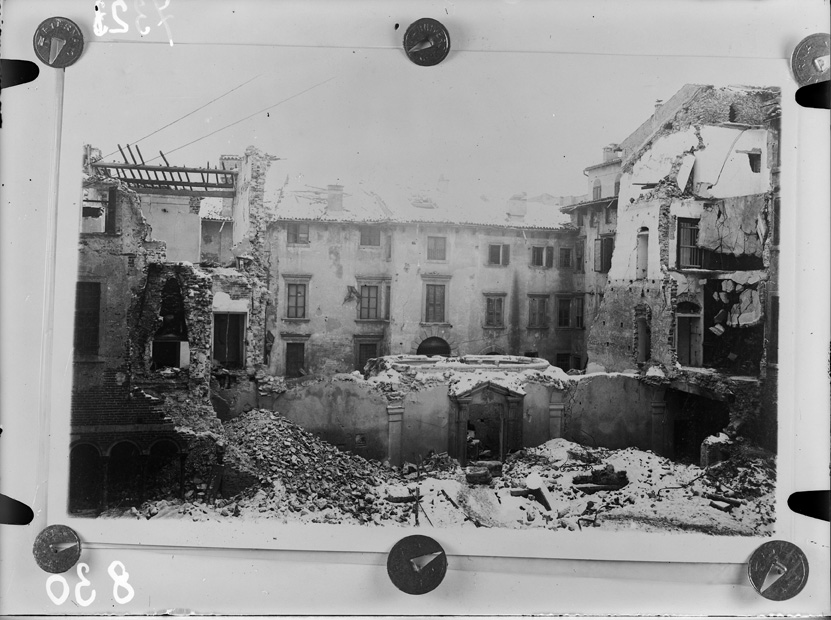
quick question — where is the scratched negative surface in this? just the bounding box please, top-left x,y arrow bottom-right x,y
54,2 -> 791,545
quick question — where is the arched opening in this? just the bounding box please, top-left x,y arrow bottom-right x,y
676,301 -> 703,367
108,442 -> 143,507
637,318 -> 651,363
69,444 -> 103,514
146,440 -> 181,498
417,337 -> 451,357
152,278 -> 189,369
636,227 -> 649,279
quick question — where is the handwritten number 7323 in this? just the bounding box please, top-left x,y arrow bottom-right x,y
94,0 -> 174,46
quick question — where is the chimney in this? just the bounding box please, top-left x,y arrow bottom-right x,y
654,99 -> 664,113
507,193 -> 527,219
327,184 -> 344,212
603,143 -> 620,162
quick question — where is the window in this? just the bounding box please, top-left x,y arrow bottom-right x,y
531,246 -> 553,267
677,218 -> 702,268
360,226 -> 381,246
589,210 -> 598,227
285,342 -> 305,378
359,285 -> 379,319
594,236 -> 614,273
592,180 -> 602,200
488,244 -> 510,265
484,295 -> 505,327
557,298 -> 571,328
213,313 -> 245,368
427,236 -> 446,260
559,247 -> 572,268
287,283 -> 307,318
614,175 -> 621,197
287,223 -> 309,244
558,296 -> 584,328
577,212 -> 584,227
74,282 -> 101,355
747,152 -> 761,173
357,342 -> 378,370
605,205 -> 613,224
555,353 -> 571,371
637,227 -> 649,279
425,284 -> 446,323
528,296 -> 549,328
573,297 -> 584,328
81,187 -> 117,234
575,240 -> 585,273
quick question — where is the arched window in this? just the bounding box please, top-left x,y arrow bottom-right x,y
592,179 -> 602,200
417,337 -> 451,357
636,227 -> 649,279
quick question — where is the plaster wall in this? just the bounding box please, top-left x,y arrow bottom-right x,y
140,194 -> 201,263
400,386 -> 451,463
268,219 -> 582,376
267,380 -> 389,462
521,383 -> 555,448
563,374 -> 656,451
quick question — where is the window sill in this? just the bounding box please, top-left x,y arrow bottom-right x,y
485,263 -> 509,268
556,326 -> 586,330
420,322 -> 452,328
80,232 -> 120,237
482,325 -> 506,330
359,245 -> 382,250
526,326 -> 549,331
286,243 -> 311,247
425,259 -> 448,264
355,319 -> 390,324
528,265 -> 553,270
282,317 -> 310,323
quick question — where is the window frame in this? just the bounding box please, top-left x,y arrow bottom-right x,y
594,235 -> 614,273
559,247 -> 573,268
527,294 -> 550,329
212,312 -> 246,369
425,284 -> 446,323
556,295 -> 585,329
282,274 -> 312,320
355,276 -> 392,322
592,180 -> 602,201
487,243 -> 510,266
287,222 -> 310,245
483,293 -> 507,328
677,218 -> 703,269
359,226 -> 381,247
531,246 -> 553,267
575,239 -> 585,273
426,236 -> 447,261
74,281 -> 102,356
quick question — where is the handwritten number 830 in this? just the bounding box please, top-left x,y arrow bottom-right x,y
46,561 -> 135,607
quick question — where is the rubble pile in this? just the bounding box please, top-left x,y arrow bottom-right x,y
221,409 -> 408,522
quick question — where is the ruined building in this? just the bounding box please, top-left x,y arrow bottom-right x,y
583,84 -> 781,456
70,146 -> 274,511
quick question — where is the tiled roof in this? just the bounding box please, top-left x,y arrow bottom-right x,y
559,197 -> 618,214
263,168 -> 573,230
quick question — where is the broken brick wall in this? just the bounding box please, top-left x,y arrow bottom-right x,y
129,263 -> 214,401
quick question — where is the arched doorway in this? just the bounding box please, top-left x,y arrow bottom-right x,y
69,444 -> 103,513
417,337 -> 451,357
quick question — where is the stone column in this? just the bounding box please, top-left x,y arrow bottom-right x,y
650,388 -> 668,457
386,401 -> 404,467
548,390 -> 565,440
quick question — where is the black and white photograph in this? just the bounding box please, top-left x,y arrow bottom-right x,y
1,0 -> 829,615
68,16 -> 781,537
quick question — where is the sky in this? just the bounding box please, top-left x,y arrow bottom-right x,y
60,3 -> 788,201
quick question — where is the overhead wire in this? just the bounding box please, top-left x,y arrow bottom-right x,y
100,74 -> 261,160
143,75 -> 337,164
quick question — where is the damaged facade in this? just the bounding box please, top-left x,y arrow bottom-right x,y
70,146 -> 274,511
581,84 -> 780,457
